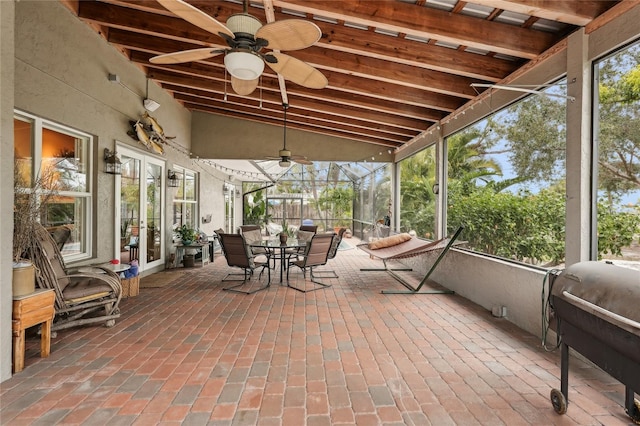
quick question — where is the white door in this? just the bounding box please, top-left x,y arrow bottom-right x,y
116,145 -> 166,272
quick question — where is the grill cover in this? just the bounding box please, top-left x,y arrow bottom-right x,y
551,261 -> 640,324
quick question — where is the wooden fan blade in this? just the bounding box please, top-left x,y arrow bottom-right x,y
150,48 -> 223,64
256,19 -> 321,51
231,76 -> 259,95
157,0 -> 234,39
267,53 -> 328,89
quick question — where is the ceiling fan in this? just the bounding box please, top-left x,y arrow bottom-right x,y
266,103 -> 312,167
150,0 -> 328,96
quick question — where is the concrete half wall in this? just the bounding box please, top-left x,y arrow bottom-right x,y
401,250 -> 548,338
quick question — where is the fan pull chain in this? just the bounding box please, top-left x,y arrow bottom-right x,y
259,76 -> 263,109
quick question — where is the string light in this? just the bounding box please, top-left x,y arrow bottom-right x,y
163,137 -> 392,183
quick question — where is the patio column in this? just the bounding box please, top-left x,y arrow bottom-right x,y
1,0 -> 16,381
565,28 -> 592,266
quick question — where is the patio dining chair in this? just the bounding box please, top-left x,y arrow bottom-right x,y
286,233 -> 335,292
218,233 -> 271,294
240,224 -> 276,268
27,223 -> 122,331
313,227 -> 346,279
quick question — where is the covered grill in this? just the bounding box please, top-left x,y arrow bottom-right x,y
548,261 -> 640,422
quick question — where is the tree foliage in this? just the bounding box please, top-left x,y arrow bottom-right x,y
399,44 -> 640,266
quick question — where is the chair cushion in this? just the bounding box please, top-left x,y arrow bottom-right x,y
62,278 -> 114,304
242,229 -> 262,244
368,233 -> 412,250
297,230 -> 315,243
327,233 -> 341,259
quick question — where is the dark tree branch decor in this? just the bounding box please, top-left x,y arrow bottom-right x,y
13,161 -> 60,262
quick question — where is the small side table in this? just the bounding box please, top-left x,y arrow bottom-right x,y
175,243 -> 210,268
12,289 -> 55,373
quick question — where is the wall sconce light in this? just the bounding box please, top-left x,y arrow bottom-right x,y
432,183 -> 440,194
104,148 -> 122,175
167,170 -> 179,187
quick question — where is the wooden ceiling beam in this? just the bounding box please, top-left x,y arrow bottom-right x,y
153,76 -> 436,131
170,92 -> 421,138
84,3 -> 482,100
156,74 -> 442,126
116,40 -> 464,112
129,53 -> 445,124
84,1 -> 519,83
286,46 -> 484,99
310,20 -> 520,83
467,1 -> 618,26
175,94 -> 413,143
268,0 -> 558,58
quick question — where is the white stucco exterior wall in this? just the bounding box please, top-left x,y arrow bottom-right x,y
1,0 -> 16,383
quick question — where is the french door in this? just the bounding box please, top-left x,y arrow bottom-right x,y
116,145 -> 166,272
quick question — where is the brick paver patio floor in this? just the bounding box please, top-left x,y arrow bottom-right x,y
0,242 -> 633,425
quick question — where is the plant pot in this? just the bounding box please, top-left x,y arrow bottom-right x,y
12,262 -> 35,297
279,234 -> 288,244
183,254 -> 195,267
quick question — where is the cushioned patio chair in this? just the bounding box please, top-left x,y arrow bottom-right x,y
286,233 -> 334,292
313,227 -> 346,279
27,223 -> 122,331
218,232 -> 271,294
240,225 -> 275,268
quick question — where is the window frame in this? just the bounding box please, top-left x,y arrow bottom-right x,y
172,165 -> 198,231
14,110 -> 94,261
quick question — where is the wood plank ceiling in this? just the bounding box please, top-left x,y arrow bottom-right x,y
64,0 -> 619,152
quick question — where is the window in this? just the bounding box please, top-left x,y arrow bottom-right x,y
593,40 -> 640,264
399,145 -> 437,238
445,83 -> 568,267
14,111 -> 93,260
172,166 -> 198,231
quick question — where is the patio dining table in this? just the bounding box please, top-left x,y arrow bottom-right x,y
249,238 -> 307,284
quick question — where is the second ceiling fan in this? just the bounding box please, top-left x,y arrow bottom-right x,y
266,103 -> 312,167
150,0 -> 328,96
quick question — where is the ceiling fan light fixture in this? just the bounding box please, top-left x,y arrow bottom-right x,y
226,13 -> 262,36
224,50 -> 265,80
279,160 -> 291,168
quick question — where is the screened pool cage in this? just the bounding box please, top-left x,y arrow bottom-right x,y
242,161 -> 391,240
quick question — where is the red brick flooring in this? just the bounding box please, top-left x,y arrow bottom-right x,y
1,244 -> 634,425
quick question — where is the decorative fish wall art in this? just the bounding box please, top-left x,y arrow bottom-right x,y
127,112 -> 175,155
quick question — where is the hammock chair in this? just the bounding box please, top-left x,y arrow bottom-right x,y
357,225 -> 464,294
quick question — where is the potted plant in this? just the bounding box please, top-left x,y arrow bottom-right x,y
176,224 -> 198,245
278,219 -> 292,244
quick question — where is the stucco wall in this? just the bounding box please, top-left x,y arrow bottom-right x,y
13,1 -> 229,268
191,111 -> 393,162
1,1 -> 230,378
1,0 -> 16,383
